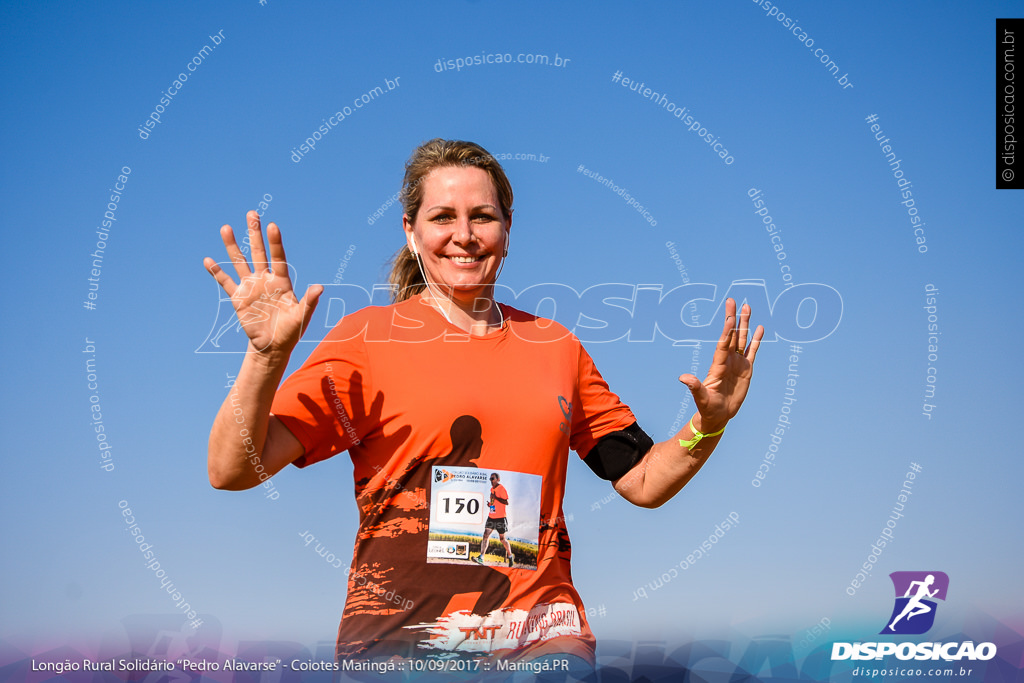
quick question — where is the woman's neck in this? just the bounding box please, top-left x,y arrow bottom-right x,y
419,287 -> 503,336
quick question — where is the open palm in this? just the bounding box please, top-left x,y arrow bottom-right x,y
679,298 -> 764,432
203,211 -> 322,355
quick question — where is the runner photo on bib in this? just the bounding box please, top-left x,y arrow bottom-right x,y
427,466 -> 541,570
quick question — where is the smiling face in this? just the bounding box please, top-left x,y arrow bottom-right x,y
402,165 -> 511,304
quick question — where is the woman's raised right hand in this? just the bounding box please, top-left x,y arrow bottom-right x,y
203,210 -> 323,359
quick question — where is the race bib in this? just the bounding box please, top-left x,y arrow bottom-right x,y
427,467 -> 541,571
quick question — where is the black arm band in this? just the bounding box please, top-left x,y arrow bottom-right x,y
582,422 -> 654,481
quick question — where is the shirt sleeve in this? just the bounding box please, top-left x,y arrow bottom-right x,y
270,312 -> 376,468
569,342 -> 638,458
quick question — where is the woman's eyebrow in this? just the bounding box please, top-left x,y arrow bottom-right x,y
424,204 -> 499,213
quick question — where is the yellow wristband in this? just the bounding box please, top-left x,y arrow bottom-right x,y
678,418 -> 725,450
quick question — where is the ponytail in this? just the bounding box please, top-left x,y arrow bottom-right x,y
389,245 -> 425,302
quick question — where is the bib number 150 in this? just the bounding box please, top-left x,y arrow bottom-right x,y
436,492 -> 484,525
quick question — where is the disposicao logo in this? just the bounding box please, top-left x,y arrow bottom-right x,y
881,571 -> 948,635
831,571 -> 997,662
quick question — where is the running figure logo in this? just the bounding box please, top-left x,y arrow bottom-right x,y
881,571 -> 949,635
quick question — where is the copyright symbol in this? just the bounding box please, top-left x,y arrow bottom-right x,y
1003,168 -> 1014,181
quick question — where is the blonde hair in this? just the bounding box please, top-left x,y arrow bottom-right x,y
389,139 -> 514,302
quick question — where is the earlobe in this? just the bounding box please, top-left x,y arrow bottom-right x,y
402,215 -> 417,255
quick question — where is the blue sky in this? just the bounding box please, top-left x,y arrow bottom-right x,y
2,0 -> 1021,675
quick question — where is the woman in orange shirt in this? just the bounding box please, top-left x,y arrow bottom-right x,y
203,139 -> 764,673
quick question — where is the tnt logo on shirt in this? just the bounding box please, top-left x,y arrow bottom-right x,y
881,571 -> 949,635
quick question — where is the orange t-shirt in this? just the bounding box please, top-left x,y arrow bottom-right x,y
270,294 -> 636,664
